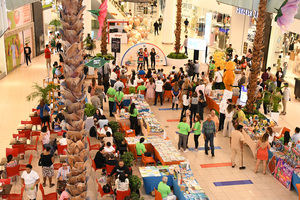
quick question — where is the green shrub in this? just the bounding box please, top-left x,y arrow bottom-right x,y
113,132 -> 124,145
84,103 -> 96,117
167,52 -> 188,59
130,192 -> 144,200
108,121 -> 120,133
95,53 -> 115,60
129,175 -> 142,192
121,152 -> 135,167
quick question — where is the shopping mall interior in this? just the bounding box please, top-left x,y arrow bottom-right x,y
0,0 -> 300,199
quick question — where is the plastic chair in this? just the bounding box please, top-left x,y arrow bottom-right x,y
296,184 -> 300,200
133,146 -> 142,164
57,144 -> 67,155
96,179 -> 114,197
154,188 -> 163,200
19,154 -> 33,171
276,127 -> 291,139
6,165 -> 20,179
125,129 -> 136,137
21,121 -> 32,125
6,148 -> 18,158
142,154 -> 156,166
87,137 -> 101,151
30,116 -> 41,130
0,179 -> 11,185
164,90 -> 172,102
18,129 -> 31,140
12,133 -> 26,139
6,185 -> 25,200
39,184 -> 58,200
12,144 -> 25,156
24,137 -> 39,155
116,189 -> 131,200
53,163 -> 63,170
105,164 -> 116,175
30,131 -> 41,138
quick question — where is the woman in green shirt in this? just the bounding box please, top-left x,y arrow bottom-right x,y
193,115 -> 201,150
129,103 -> 139,135
115,87 -> 124,111
177,117 -> 190,152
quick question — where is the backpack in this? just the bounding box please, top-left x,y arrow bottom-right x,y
102,184 -> 111,193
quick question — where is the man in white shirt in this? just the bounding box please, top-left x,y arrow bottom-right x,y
114,78 -> 125,91
281,83 -> 291,115
59,132 -> 67,146
154,77 -> 164,106
21,164 -> 40,200
195,80 -> 205,96
214,67 -> 223,89
104,142 -> 115,154
110,68 -> 118,87
99,125 -> 112,136
292,127 -> 300,144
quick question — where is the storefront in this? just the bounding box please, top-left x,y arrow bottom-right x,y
3,4 -> 35,73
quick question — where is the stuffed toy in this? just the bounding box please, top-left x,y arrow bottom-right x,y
223,61 -> 236,91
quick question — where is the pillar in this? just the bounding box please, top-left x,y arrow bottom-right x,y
0,36 -> 7,76
161,0 -> 176,44
83,0 -> 92,38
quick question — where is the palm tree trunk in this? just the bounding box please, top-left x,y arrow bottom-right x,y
60,0 -> 87,198
174,0 -> 182,54
246,0 -> 267,113
101,0 -> 108,55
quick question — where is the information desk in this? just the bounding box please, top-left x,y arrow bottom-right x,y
126,136 -> 185,166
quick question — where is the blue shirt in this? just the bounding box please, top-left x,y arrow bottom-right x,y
37,104 -> 50,118
138,70 -> 146,75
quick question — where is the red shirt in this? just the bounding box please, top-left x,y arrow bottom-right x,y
45,48 -> 51,59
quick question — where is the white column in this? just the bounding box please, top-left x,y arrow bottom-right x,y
0,36 -> 7,75
229,7 -> 250,55
161,0 -> 176,44
83,0 -> 92,38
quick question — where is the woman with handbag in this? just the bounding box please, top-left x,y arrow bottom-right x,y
198,90 -> 206,121
37,99 -> 50,129
39,146 -> 55,187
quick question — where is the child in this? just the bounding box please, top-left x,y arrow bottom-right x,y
255,133 -> 270,174
193,115 -> 201,151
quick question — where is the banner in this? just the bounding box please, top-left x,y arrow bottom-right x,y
7,4 -> 32,30
5,32 -> 24,72
274,158 -> 294,190
121,43 -> 167,67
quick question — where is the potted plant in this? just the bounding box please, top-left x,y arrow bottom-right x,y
84,103 -> 96,117
113,132 -> 124,146
166,52 -> 188,68
95,53 -> 115,61
129,175 -> 142,196
121,152 -> 134,168
108,121 -> 120,133
130,192 -> 144,200
49,19 -> 61,32
26,83 -> 58,104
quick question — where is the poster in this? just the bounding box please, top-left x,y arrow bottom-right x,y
7,4 -> 32,30
5,32 -> 24,72
41,0 -> 53,9
0,0 -> 8,37
274,158 -> 294,190
121,43 -> 167,67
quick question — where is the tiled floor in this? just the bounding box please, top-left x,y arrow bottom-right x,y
0,28 -> 299,199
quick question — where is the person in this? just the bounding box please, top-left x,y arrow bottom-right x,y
138,67 -> 146,76
183,35 -> 188,55
198,90 -> 206,120
225,44 -> 233,59
233,55 -> 239,64
192,60 -> 200,81
281,82 -> 291,115
202,114 -> 216,156
114,78 -> 125,91
103,132 -> 114,145
58,132 -> 67,146
177,117 -> 190,152
266,127 -> 275,147
261,67 -> 271,84
154,77 -> 164,106
137,82 -> 146,94
158,176 -> 176,200
6,154 -> 17,168
128,75 -> 137,94
107,86 -> 116,117
210,110 -> 219,132
238,72 -> 246,89
104,142 -> 115,154
137,48 -> 144,70
99,124 -> 112,135
184,18 -> 189,33
56,34 -> 62,52
150,48 -> 156,69
110,68 -> 118,87
39,146 -> 55,187
136,137 -> 147,156
214,67 -> 223,89
41,126 -> 50,148
21,164 -> 40,200
277,55 -> 282,71
236,105 -> 247,124
129,103 -> 139,135
154,21 -> 159,35
93,108 -> 104,121
193,115 -> 201,150
143,48 -> 149,68
106,154 -> 117,166
56,162 -> 70,194
118,139 -> 128,156
281,131 -> 291,145
180,91 -> 190,122
223,104 -> 234,137
115,173 -> 130,192
171,82 -> 181,110
24,43 -> 32,66
37,99 -> 50,129
255,133 -> 270,174
209,60 -> 216,79
94,146 -> 106,169
109,160 -> 130,177
190,91 -> 199,127
45,44 -> 52,77
59,186 -> 70,199
146,78 -> 155,101
115,87 -> 124,111
291,127 -> 300,144
246,49 -> 253,62
231,125 -> 245,169
158,15 -> 163,30
276,68 -> 284,88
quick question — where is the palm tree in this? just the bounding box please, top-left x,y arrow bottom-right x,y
246,0 -> 267,113
26,83 -> 57,104
174,0 -> 182,54
101,0 -> 108,55
49,19 -> 61,32
60,0 -> 87,198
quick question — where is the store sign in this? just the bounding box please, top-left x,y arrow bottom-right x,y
236,7 -> 258,18
111,38 -> 121,53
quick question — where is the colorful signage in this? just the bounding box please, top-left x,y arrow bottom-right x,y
274,158 -> 294,190
7,4 -> 32,30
